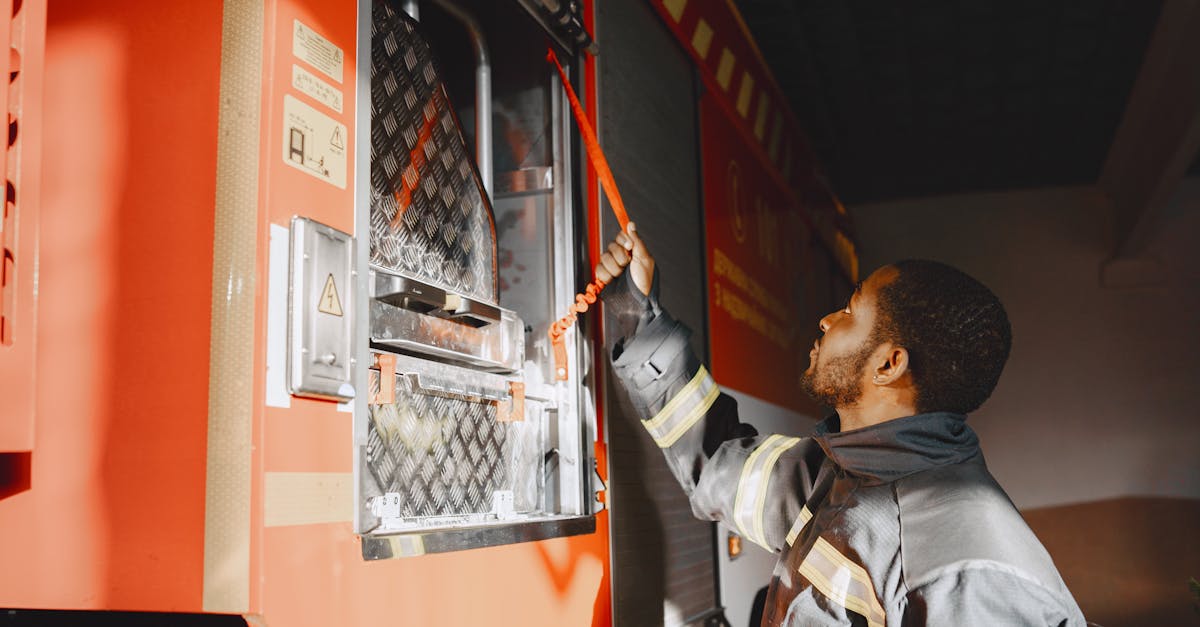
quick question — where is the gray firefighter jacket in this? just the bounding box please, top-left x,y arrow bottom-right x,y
604,273 -> 1085,627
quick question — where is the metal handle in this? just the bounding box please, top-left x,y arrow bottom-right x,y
374,270 -> 501,326
426,0 -> 492,199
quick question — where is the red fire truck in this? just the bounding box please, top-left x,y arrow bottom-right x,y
0,0 -> 855,624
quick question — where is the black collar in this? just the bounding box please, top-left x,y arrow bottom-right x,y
812,412 -> 981,485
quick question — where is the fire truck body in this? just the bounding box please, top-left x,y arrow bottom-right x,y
0,0 -> 854,625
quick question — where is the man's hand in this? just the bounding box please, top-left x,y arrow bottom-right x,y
596,221 -> 655,297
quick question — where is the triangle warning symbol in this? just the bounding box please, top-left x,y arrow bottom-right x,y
318,274 -> 344,316
330,126 -> 345,150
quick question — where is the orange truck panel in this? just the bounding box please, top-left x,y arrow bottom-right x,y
0,0 -> 42,452
1,0 -> 612,624
0,0 -> 221,611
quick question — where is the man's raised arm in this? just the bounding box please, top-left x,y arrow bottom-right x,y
600,224 -> 824,552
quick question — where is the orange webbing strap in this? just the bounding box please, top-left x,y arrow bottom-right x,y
547,48 -> 630,229
547,47 -> 631,381
548,280 -> 605,380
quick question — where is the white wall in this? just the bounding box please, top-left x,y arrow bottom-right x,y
851,182 -> 1200,509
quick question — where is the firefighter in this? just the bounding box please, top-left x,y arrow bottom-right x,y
597,223 -> 1085,626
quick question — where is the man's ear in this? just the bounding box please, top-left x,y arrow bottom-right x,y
872,345 -> 909,385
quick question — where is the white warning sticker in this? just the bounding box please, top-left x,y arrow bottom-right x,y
283,95 -> 347,189
293,20 -> 343,84
292,64 -> 343,113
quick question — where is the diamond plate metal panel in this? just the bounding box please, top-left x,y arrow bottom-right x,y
370,1 -> 497,304
366,370 -> 543,519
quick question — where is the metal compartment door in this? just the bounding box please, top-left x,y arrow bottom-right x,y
355,0 -> 597,558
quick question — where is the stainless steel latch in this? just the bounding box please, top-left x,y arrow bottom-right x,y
373,270 -> 501,327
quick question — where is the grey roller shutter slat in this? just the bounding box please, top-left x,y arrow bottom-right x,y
598,0 -> 716,625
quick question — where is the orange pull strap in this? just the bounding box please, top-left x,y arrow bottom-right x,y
549,279 -> 605,380
546,48 -> 630,231
547,48 -> 630,381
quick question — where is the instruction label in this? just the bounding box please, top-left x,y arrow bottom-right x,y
292,64 -> 343,113
293,20 -> 344,84
283,95 -> 347,188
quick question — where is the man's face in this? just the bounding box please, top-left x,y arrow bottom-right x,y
800,266 -> 898,408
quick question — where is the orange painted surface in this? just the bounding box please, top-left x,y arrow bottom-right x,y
248,0 -> 361,613
0,0 -> 43,453
254,0 -> 360,485
261,522 -> 611,627
262,407 -> 355,473
0,0 -> 222,611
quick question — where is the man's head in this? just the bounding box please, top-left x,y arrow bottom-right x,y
801,260 -> 1011,418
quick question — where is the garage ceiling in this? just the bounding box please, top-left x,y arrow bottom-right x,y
734,0 -> 1166,204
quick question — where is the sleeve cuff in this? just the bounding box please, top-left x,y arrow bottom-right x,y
603,267 -> 661,341
611,306 -> 694,391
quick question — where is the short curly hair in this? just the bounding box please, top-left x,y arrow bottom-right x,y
873,260 -> 1012,415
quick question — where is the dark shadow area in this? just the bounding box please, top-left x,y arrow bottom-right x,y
736,0 -> 1166,205
604,359 -> 668,626
748,586 -> 769,627
0,611 -> 245,627
0,452 -> 31,500
597,0 -> 719,622
597,0 -> 719,623
1024,496 -> 1200,627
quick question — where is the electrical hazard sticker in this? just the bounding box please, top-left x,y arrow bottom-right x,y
318,274 -> 343,316
283,95 -> 347,188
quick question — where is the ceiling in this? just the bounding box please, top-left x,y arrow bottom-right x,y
734,0 -> 1166,205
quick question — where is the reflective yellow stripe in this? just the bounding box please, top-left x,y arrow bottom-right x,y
732,435 -> 781,542
642,366 -> 720,448
654,383 -> 719,447
810,538 -> 878,600
204,0 -> 263,612
752,436 -> 800,545
645,366 -> 709,431
785,504 -> 813,547
797,537 -> 886,627
798,558 -> 882,627
731,434 -> 799,549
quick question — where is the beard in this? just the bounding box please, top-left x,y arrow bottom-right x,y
799,337 -> 877,408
